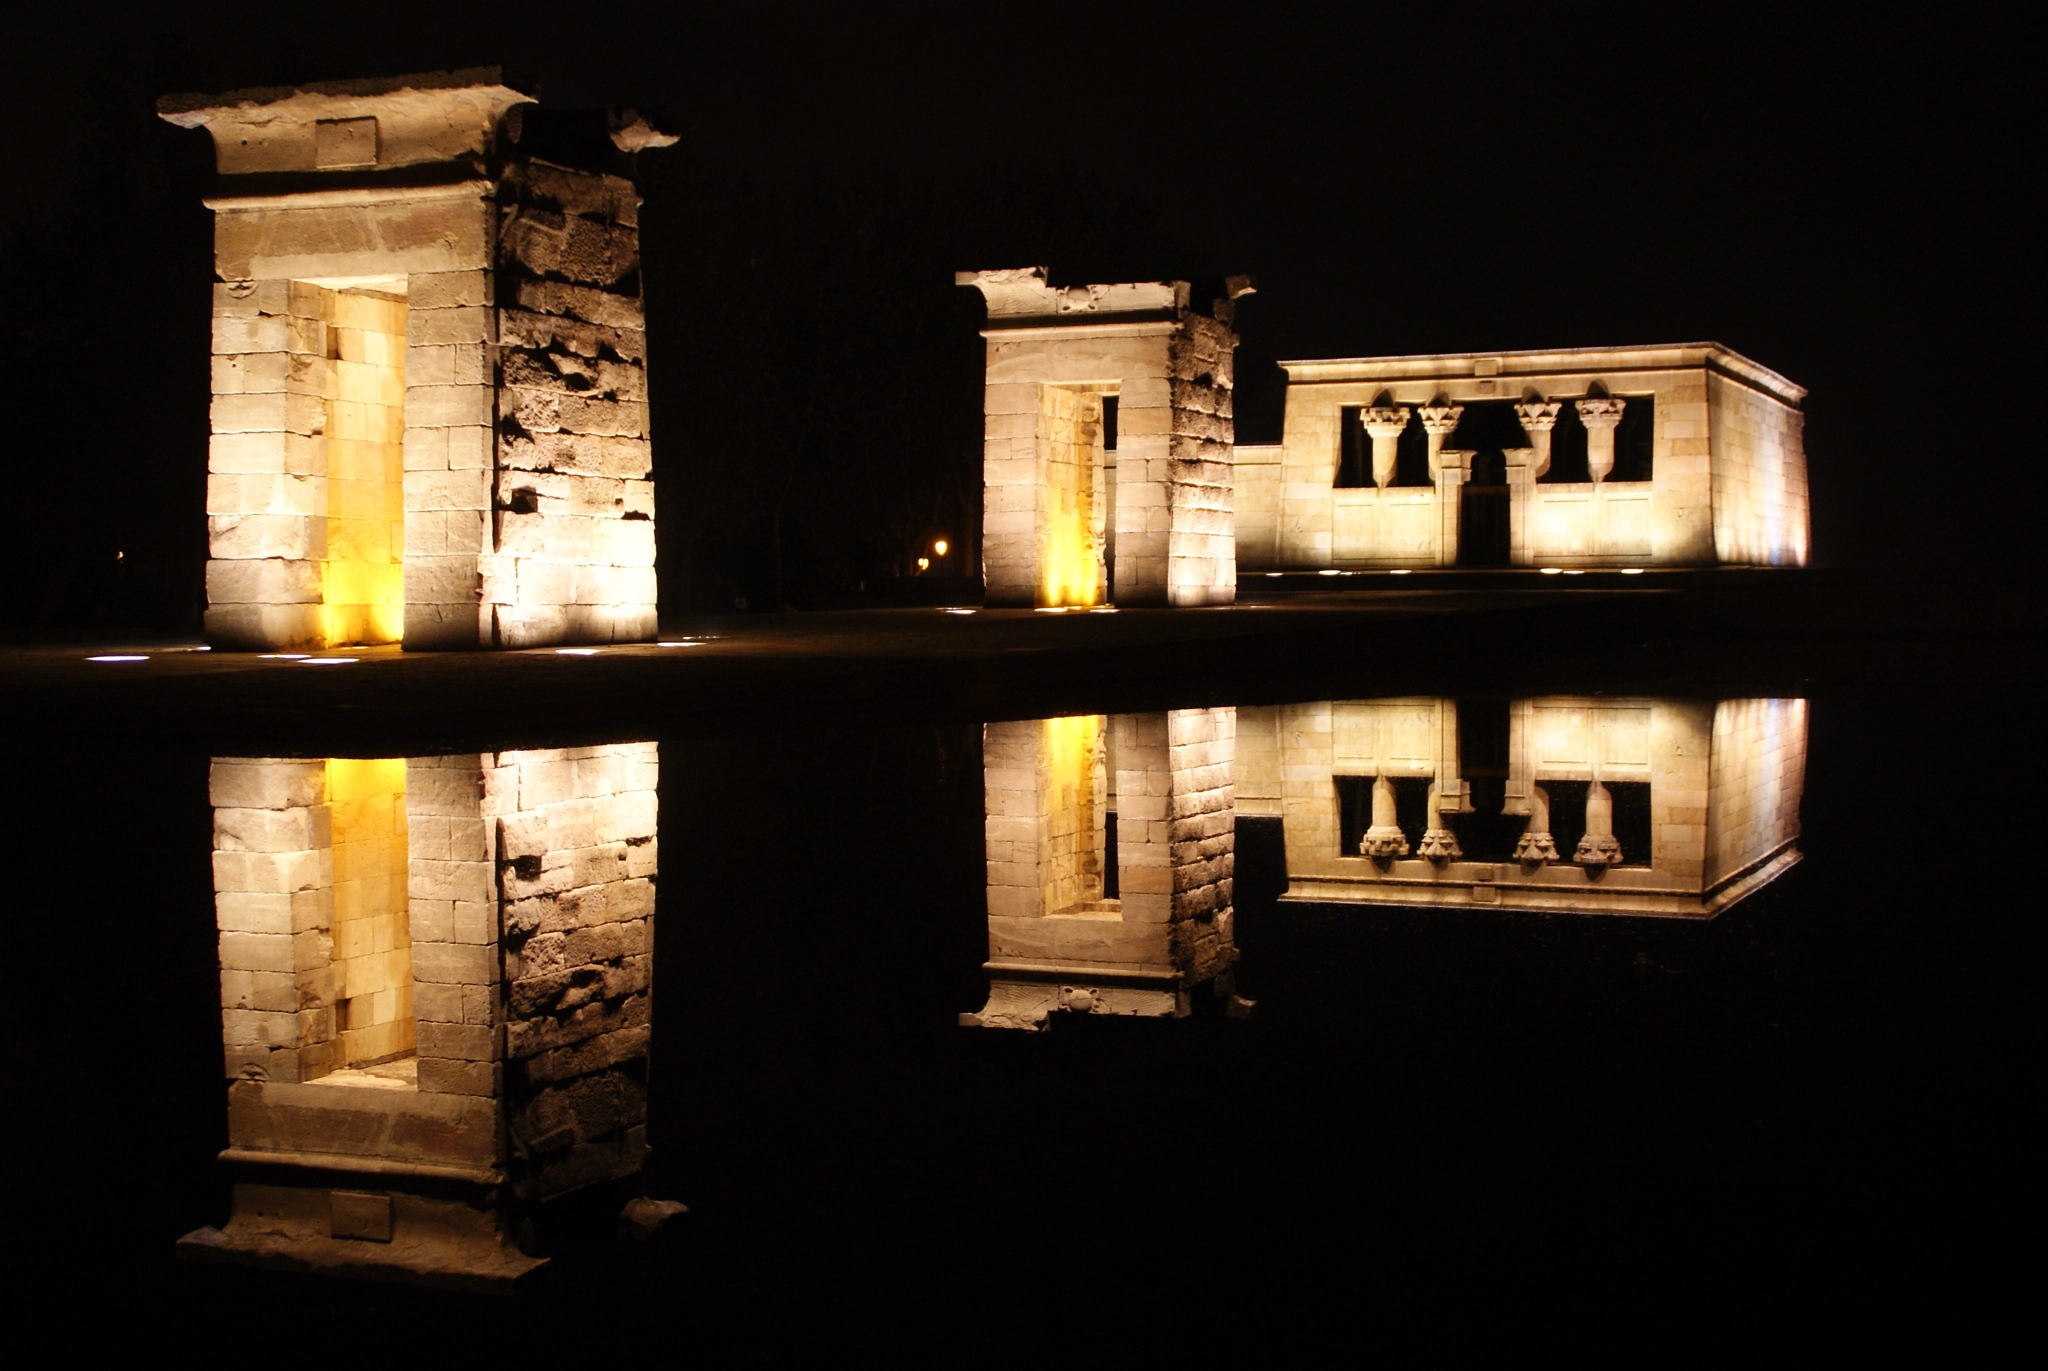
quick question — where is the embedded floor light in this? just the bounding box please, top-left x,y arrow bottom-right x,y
1621,567 -> 1644,575
1540,568 -> 1563,575
1317,569 -> 1342,576
299,657 -> 357,665
1266,572 -> 1283,577
1389,569 -> 1412,576
259,653 -> 311,660
87,655 -> 149,663
555,648 -> 600,656
939,608 -> 977,616
1563,569 -> 1586,576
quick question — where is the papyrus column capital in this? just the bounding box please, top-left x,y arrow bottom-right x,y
1514,401 -> 1561,433
1361,406 -> 1412,440
1418,404 -> 1464,437
1575,397 -> 1626,431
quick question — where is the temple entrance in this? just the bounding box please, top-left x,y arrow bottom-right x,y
1459,449 -> 1511,566
303,280 -> 408,646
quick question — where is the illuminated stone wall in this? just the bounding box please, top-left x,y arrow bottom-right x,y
1708,373 -> 1810,566
194,741 -> 658,1284
971,708 -> 1235,1028
1704,698 -> 1807,891
960,268 -> 1246,607
164,72 -> 668,651
1238,696 -> 1804,918
1255,344 -> 1804,569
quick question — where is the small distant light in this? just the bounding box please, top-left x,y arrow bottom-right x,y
556,648 -> 600,656
1317,569 -> 1342,577
916,557 -> 931,573
299,657 -> 357,665
88,654 -> 148,663
1540,568 -> 1563,575
115,551 -> 124,561
1389,569 -> 1412,576
259,653 -> 310,660
933,539 -> 949,557
1621,567 -> 1644,575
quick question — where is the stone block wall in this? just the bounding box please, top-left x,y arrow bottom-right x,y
207,742 -> 658,1202
962,268 -> 1243,607
1116,708 -> 1236,981
167,76 -> 666,651
1708,373 -> 1810,566
484,162 -> 658,646
485,743 -> 658,1197
972,709 -> 1236,1027
1705,698 -> 1807,890
1232,444 -> 1283,571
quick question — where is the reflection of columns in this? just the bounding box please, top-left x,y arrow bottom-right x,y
1359,775 -> 1409,861
1435,449 -> 1471,566
1512,782 -> 1559,865
1418,404 -> 1463,482
1576,397 -> 1626,484
1514,401 -> 1560,479
1575,778 -> 1623,869
1362,406 -> 1411,488
1417,780 -> 1462,862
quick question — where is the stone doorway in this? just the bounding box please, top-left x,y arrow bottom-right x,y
1459,449 -> 1511,566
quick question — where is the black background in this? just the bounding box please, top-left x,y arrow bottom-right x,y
1,3 -> 2035,637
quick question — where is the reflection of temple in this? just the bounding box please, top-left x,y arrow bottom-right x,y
179,743 -> 658,1290
965,710 -> 1237,1029
1238,698 -> 1805,918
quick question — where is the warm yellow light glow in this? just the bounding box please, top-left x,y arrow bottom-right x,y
1540,567 -> 1563,575
325,757 -> 413,1070
933,539 -> 949,557
917,557 -> 931,573
88,655 -> 148,663
1318,569 -> 1342,577
1041,514 -> 1099,606
1389,569 -> 1412,576
318,285 -> 408,649
1621,567 -> 1644,575
556,648 -> 600,656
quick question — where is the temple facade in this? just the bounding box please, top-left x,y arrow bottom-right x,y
1235,344 -> 1810,570
160,70 -> 672,651
1235,696 -> 1806,919
961,273 -> 1811,592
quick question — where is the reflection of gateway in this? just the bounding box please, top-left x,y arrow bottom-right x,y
966,710 -> 1238,1029
179,744 -> 660,1291
1238,699 -> 1805,919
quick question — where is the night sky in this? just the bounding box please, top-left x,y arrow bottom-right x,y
2,4 -> 2030,637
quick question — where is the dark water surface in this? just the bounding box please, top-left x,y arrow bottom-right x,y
15,668 -> 2030,1348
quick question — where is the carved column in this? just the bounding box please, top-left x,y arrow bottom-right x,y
1361,406 -> 1411,488
1514,401 -> 1560,479
1417,780 -> 1463,862
1435,449 -> 1471,566
1418,404 -> 1463,482
1512,782 -> 1559,865
1360,775 -> 1409,861
1575,778 -> 1623,870
1577,398 -> 1626,484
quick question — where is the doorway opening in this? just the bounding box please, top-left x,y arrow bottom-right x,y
301,279 -> 407,646
322,756 -> 416,1085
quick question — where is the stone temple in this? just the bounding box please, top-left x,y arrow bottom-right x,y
963,268 -> 1811,601
160,70 -> 673,651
